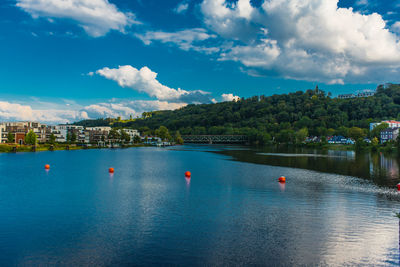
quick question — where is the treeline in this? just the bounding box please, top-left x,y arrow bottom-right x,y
75,84 -> 400,145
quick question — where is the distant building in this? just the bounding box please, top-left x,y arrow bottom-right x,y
380,128 -> 399,143
120,129 -> 140,142
338,94 -> 355,99
356,91 -> 375,98
337,90 -> 375,99
327,136 -> 355,144
370,120 -> 400,131
0,121 -> 48,144
85,127 -> 111,144
56,124 -> 85,143
0,121 -> 142,145
0,123 -> 6,143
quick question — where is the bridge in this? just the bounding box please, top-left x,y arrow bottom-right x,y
182,135 -> 248,144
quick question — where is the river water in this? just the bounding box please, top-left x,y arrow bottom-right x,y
0,145 -> 399,266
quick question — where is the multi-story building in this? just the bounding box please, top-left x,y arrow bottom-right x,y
56,125 -> 85,143
380,128 -> 399,143
0,121 -> 141,145
0,123 -> 6,143
85,127 -> 111,144
0,122 -> 48,144
120,128 -> 140,143
370,120 -> 400,131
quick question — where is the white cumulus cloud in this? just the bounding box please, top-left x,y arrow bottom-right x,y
0,101 -> 85,123
0,99 -> 188,124
173,2 -> 189,14
135,28 -> 219,54
95,65 -> 213,103
197,0 -> 400,83
16,0 -> 138,37
221,93 -> 240,102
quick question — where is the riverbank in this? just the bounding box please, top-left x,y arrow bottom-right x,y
0,143 -> 152,153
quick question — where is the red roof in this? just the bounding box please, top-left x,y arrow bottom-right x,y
384,120 -> 400,123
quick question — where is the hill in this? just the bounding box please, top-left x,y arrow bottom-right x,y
75,84 -> 400,144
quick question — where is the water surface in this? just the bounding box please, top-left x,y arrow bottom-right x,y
0,146 -> 399,266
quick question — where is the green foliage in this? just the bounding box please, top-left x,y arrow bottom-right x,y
25,130 -> 37,145
155,126 -> 171,141
174,131 -> 184,145
49,133 -> 56,144
133,135 -> 141,144
108,128 -> 120,141
67,132 -> 77,143
370,122 -> 389,139
120,129 -> 130,143
73,84 -> 400,145
355,138 -> 367,151
348,127 -> 366,140
371,137 -> 379,146
296,128 -> 309,143
7,132 -> 14,143
74,118 -> 114,127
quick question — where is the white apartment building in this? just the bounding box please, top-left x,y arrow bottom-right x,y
120,129 -> 140,142
55,125 -> 85,143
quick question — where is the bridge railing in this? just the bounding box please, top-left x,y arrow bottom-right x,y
182,135 -> 248,144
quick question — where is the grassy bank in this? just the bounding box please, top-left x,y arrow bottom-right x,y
0,143 -> 151,153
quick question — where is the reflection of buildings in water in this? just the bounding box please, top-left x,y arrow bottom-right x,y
370,153 -> 399,179
380,154 -> 399,178
327,150 -> 356,160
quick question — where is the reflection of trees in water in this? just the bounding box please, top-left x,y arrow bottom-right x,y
217,148 -> 400,187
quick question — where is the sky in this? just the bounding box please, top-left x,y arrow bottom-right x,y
1,0 -> 400,123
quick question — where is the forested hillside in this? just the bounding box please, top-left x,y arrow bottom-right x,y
75,84 -> 400,144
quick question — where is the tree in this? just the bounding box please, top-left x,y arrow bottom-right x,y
296,127 -> 309,143
355,138 -> 367,151
370,122 -> 389,139
49,133 -> 56,144
120,129 -> 130,143
348,127 -> 365,140
155,126 -> 171,141
174,131 -> 184,145
7,132 -> 14,143
68,84 -> 400,145
371,137 -> 379,151
133,135 -> 141,144
25,130 -> 37,145
71,132 -> 77,143
108,128 -> 120,142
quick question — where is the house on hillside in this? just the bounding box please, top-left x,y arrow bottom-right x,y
380,128 -> 399,143
370,120 -> 400,131
337,94 -> 355,99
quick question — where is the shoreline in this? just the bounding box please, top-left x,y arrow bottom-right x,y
0,143 -> 153,153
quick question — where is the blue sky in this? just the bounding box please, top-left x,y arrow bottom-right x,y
1,0 -> 400,123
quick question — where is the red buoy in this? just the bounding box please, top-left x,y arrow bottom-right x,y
44,164 -> 50,170
397,183 -> 400,191
185,171 -> 191,178
109,167 -> 114,173
278,176 -> 286,183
